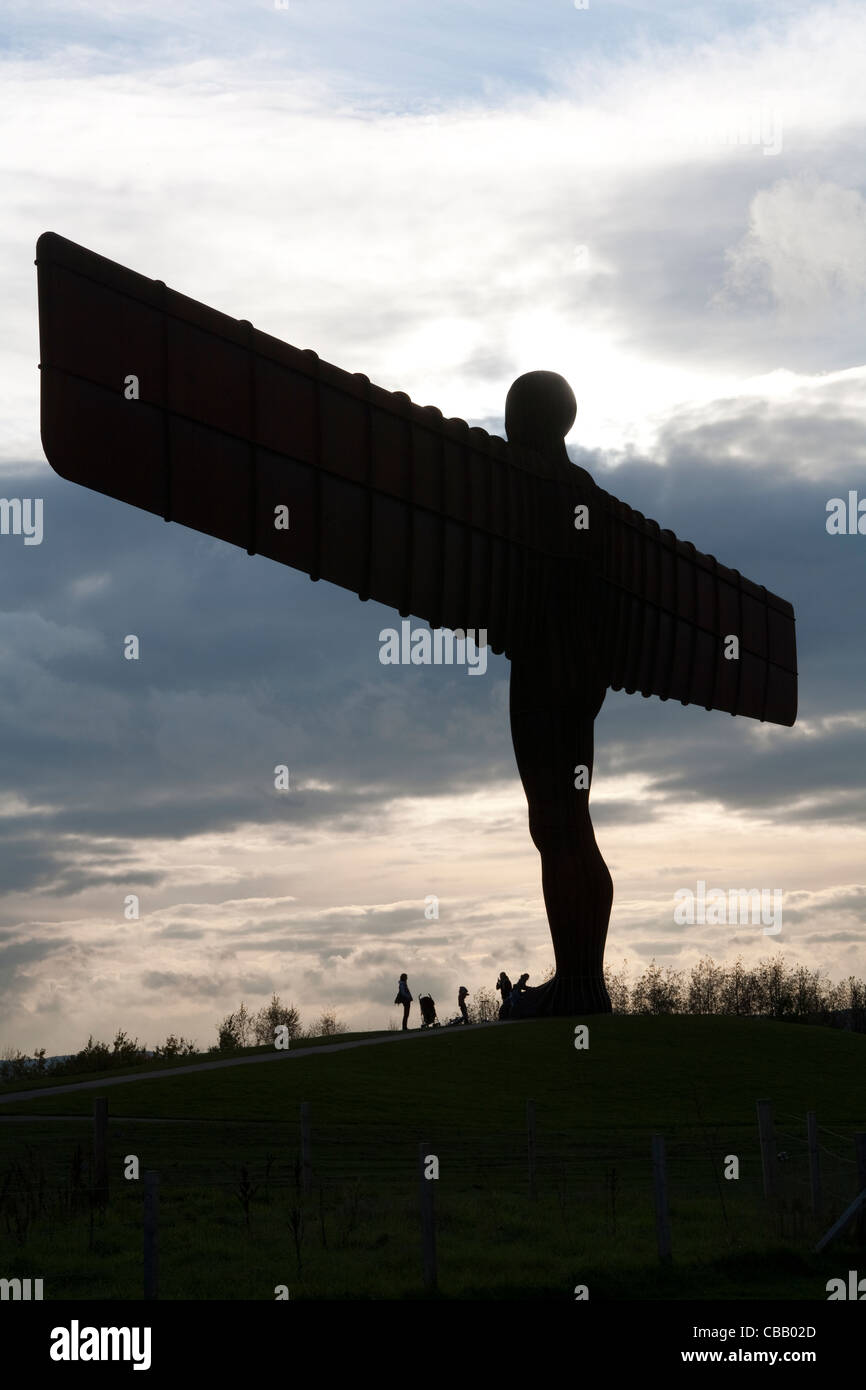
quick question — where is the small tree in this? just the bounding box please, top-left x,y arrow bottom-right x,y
252,994 -> 302,1044
604,959 -> 631,1014
755,955 -> 793,1019
687,956 -> 724,1015
72,1036 -> 111,1071
234,1001 -> 252,1046
215,1001 -> 253,1050
631,960 -> 684,1015
719,956 -> 753,1015
471,986 -> 500,1022
0,1048 -> 30,1081
313,1010 -> 348,1037
153,1035 -> 197,1059
111,1030 -> 147,1065
829,974 -> 866,1012
790,965 -> 824,1019
217,1014 -> 242,1051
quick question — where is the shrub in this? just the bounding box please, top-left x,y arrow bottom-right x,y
252,995 -> 302,1045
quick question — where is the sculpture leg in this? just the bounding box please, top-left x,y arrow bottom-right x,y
508,654 -> 613,1016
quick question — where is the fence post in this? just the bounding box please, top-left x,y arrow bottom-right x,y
418,1143 -> 437,1292
93,1097 -> 109,1208
651,1134 -> 671,1263
526,1100 -> 536,1200
855,1133 -> 866,1245
143,1171 -> 159,1299
815,1189 -> 866,1253
756,1099 -> 778,1200
300,1102 -> 312,1195
807,1111 -> 821,1216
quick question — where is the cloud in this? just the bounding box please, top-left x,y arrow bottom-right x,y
2,0 -> 865,1051
720,175 -> 866,312
2,373 -> 865,1048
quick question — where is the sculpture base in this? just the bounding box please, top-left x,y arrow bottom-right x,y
505,972 -> 612,1019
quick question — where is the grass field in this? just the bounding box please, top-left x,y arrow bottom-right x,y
0,1029 -> 394,1097
0,1015 -> 863,1299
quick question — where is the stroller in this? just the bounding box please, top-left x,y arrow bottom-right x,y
419,994 -> 440,1029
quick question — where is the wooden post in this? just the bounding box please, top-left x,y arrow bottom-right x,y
756,1099 -> 777,1200
807,1111 -> 821,1216
855,1133 -> 866,1245
418,1143 -> 437,1292
300,1102 -> 312,1195
93,1097 -> 108,1207
651,1134 -> 671,1263
143,1171 -> 159,1299
815,1189 -> 866,1253
526,1100 -> 537,1200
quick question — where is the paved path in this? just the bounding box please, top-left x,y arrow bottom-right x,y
0,1020 -> 533,1106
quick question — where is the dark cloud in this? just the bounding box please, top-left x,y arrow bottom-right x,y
0,393 -> 860,928
801,932 -> 866,944
155,924 -> 207,940
140,971 -> 234,997
0,937 -> 71,970
627,941 -> 686,957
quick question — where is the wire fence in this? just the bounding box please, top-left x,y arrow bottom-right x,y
1,1101 -> 862,1220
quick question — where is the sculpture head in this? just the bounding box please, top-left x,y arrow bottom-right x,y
505,371 -> 576,452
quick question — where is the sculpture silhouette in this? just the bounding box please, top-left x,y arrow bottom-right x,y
505,373 -> 613,1015
36,233 -> 798,1016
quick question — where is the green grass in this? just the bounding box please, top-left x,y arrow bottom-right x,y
0,1016 -> 863,1299
0,1029 -> 393,1096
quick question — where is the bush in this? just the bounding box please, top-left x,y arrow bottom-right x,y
153,1035 -> 197,1059
110,1030 -> 147,1065
604,960 -> 631,1014
252,995 -> 302,1045
631,961 -> 684,1015
470,986 -> 500,1023
217,1015 -> 243,1052
0,1048 -> 31,1082
216,1001 -> 253,1051
70,1035 -> 111,1070
687,957 -> 724,1015
311,1010 -> 348,1037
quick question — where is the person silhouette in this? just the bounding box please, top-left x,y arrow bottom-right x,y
499,972 -> 530,1019
396,972 -> 413,1030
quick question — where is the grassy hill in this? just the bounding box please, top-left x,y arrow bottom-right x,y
0,1016 -> 863,1299
0,1029 -> 393,1097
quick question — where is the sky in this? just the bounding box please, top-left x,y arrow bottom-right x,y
1,0 -> 865,1055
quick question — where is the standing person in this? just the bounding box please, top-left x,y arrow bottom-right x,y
496,972 -> 513,1006
458,985 -> 470,1024
507,973 -> 531,1018
501,972 -> 530,1020
395,973 -> 413,1030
